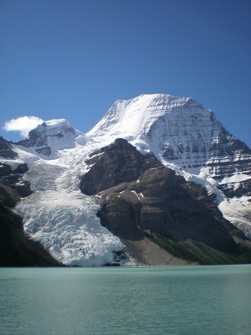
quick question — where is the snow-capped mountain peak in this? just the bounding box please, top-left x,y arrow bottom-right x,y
39,118 -> 73,132
87,93 -> 194,138
16,118 -> 87,157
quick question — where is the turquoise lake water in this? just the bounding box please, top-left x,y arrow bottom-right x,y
0,265 -> 251,335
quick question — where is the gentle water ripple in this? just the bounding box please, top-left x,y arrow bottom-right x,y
0,265 -> 251,335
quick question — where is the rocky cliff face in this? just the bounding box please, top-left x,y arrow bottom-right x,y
0,162 -> 31,203
80,139 -> 251,265
0,136 -> 17,159
80,138 -> 160,195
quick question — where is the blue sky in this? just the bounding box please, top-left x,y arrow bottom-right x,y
0,0 -> 250,147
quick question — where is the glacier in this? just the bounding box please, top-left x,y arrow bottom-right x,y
14,126 -> 125,266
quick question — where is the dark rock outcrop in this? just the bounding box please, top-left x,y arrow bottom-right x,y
80,138 -> 159,195
81,139 -> 251,265
0,182 -> 20,207
0,162 -> 31,200
218,178 -> 251,198
0,137 -> 17,159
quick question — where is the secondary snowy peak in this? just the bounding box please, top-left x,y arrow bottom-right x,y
16,119 -> 87,157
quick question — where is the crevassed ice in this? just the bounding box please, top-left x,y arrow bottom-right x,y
15,147 -> 124,266
17,192 -> 123,266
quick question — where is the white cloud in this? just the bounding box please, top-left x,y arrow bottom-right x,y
3,116 -> 43,138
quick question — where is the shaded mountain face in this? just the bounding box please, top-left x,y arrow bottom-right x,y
0,162 -> 31,206
0,136 -> 17,159
80,138 -> 160,195
80,139 -> 251,265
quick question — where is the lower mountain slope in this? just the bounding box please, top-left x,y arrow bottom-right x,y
80,139 -> 251,265
0,158 -> 61,266
0,203 -> 62,267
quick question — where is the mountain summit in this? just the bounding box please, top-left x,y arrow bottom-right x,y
16,119 -> 87,157
88,94 -> 203,138
0,93 -> 251,266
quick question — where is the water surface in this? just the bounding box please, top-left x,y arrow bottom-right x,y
0,265 -> 250,334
